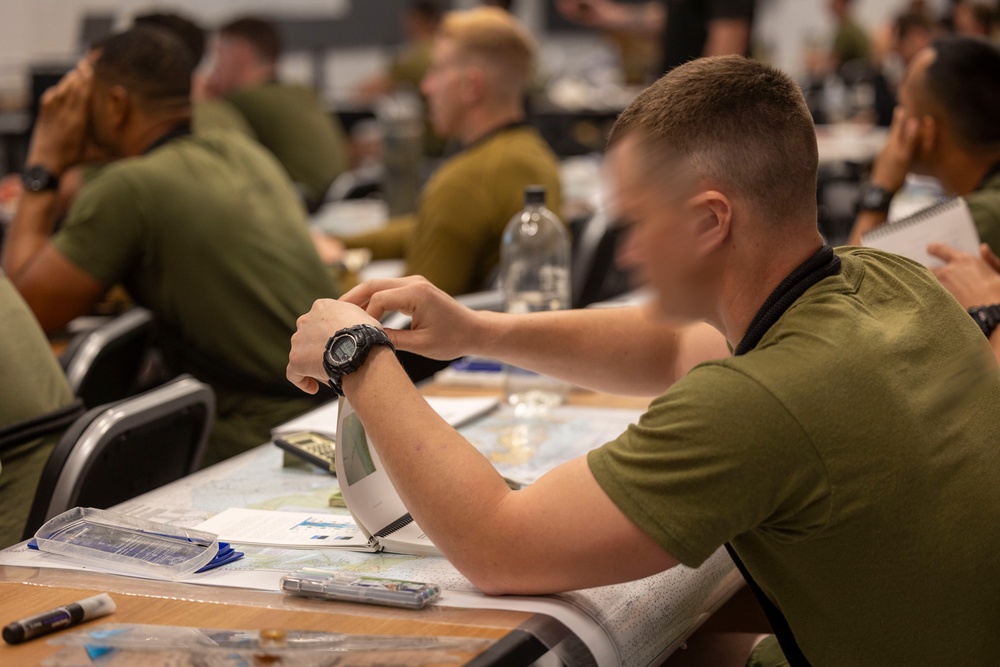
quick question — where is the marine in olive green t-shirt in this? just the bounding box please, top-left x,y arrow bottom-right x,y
53,129 -> 338,466
589,248 -> 1000,665
0,271 -> 75,547
225,83 -> 349,210
344,125 -> 562,296
965,169 -> 1000,255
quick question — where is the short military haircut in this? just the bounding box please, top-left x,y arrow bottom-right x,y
608,56 -> 819,221
895,10 -> 933,41
438,7 -> 536,94
94,26 -> 194,104
134,11 -> 206,64
219,17 -> 282,64
925,36 -> 1000,153
410,0 -> 444,24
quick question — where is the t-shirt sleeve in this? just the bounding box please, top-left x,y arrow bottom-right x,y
342,216 -> 416,260
404,180 -> 491,296
708,0 -> 754,20
51,170 -> 145,286
588,363 -> 830,567
965,192 -> 1000,256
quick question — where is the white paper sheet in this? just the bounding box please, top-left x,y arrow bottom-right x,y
272,396 -> 500,437
193,508 -> 369,548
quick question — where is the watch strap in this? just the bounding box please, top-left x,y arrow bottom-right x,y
22,165 -> 60,192
858,182 -> 895,213
968,304 -> 1000,339
323,324 -> 395,396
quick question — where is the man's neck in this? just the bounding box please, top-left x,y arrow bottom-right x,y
457,104 -> 525,146
710,233 -> 826,347
123,112 -> 193,157
939,150 -> 1000,196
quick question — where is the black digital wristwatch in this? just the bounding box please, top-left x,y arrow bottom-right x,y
322,324 -> 395,396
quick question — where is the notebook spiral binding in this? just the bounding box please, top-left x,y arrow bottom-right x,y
861,196 -> 958,243
373,513 -> 415,539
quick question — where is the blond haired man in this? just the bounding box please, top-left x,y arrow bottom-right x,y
314,8 -> 561,296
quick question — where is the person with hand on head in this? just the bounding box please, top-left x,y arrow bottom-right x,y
928,242 -> 1000,362
314,8 -> 561,297
1,27 -> 338,466
849,36 -> 1000,250
289,55 -> 1000,667
202,17 -> 348,212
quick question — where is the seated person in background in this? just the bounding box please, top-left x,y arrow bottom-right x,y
133,11 -> 256,139
0,270 -> 76,547
1,27 -> 337,466
203,17 -> 349,212
850,37 -> 1000,250
288,55 -> 1000,666
929,241 -> 1000,362
314,8 -> 561,297
356,0 -> 442,101
829,0 -> 871,71
871,10 -> 935,127
953,0 -> 996,37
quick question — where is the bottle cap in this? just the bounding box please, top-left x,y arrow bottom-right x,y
524,186 -> 545,205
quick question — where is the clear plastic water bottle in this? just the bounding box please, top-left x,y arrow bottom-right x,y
501,185 -> 572,416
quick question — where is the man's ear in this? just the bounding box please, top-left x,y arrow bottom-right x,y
460,66 -> 486,105
689,190 -> 732,257
105,85 -> 131,130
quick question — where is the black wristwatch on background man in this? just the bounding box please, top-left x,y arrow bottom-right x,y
858,182 -> 895,213
968,305 -> 1000,339
22,165 -> 60,193
323,324 -> 395,396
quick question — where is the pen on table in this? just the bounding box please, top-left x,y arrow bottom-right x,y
2,593 -> 115,645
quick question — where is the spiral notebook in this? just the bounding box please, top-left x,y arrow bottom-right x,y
862,197 -> 980,268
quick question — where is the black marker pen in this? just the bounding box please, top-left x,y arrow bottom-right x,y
2,593 -> 115,644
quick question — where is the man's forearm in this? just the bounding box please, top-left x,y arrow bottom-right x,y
470,306 -> 727,396
1,191 -> 59,279
849,210 -> 888,246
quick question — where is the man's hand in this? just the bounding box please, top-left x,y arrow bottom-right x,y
870,106 -> 922,195
340,276 -> 485,360
929,243 -> 1000,309
848,106 -> 923,245
310,230 -> 347,265
287,299 -> 382,394
27,61 -> 94,176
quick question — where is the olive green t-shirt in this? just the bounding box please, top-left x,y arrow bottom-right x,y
0,271 -> 75,546
589,248 -> 1000,665
226,83 -> 348,208
192,99 -> 258,140
965,169 -> 1000,255
345,126 -> 562,295
832,19 -> 870,65
52,130 -> 337,464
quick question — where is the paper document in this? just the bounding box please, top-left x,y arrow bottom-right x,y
193,508 -> 369,549
272,396 -> 499,438
862,197 -> 980,268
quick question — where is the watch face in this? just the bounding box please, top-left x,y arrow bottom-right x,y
330,335 -> 358,365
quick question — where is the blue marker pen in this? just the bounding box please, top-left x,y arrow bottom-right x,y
2,593 -> 115,644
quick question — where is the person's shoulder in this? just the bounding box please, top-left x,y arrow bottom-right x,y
965,181 -> 1000,249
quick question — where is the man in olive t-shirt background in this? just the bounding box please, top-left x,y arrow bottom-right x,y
850,37 -> 1000,251
1,27 -> 337,466
202,17 -> 349,212
312,8 -> 562,297
288,56 -> 1000,666
0,270 -> 75,548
